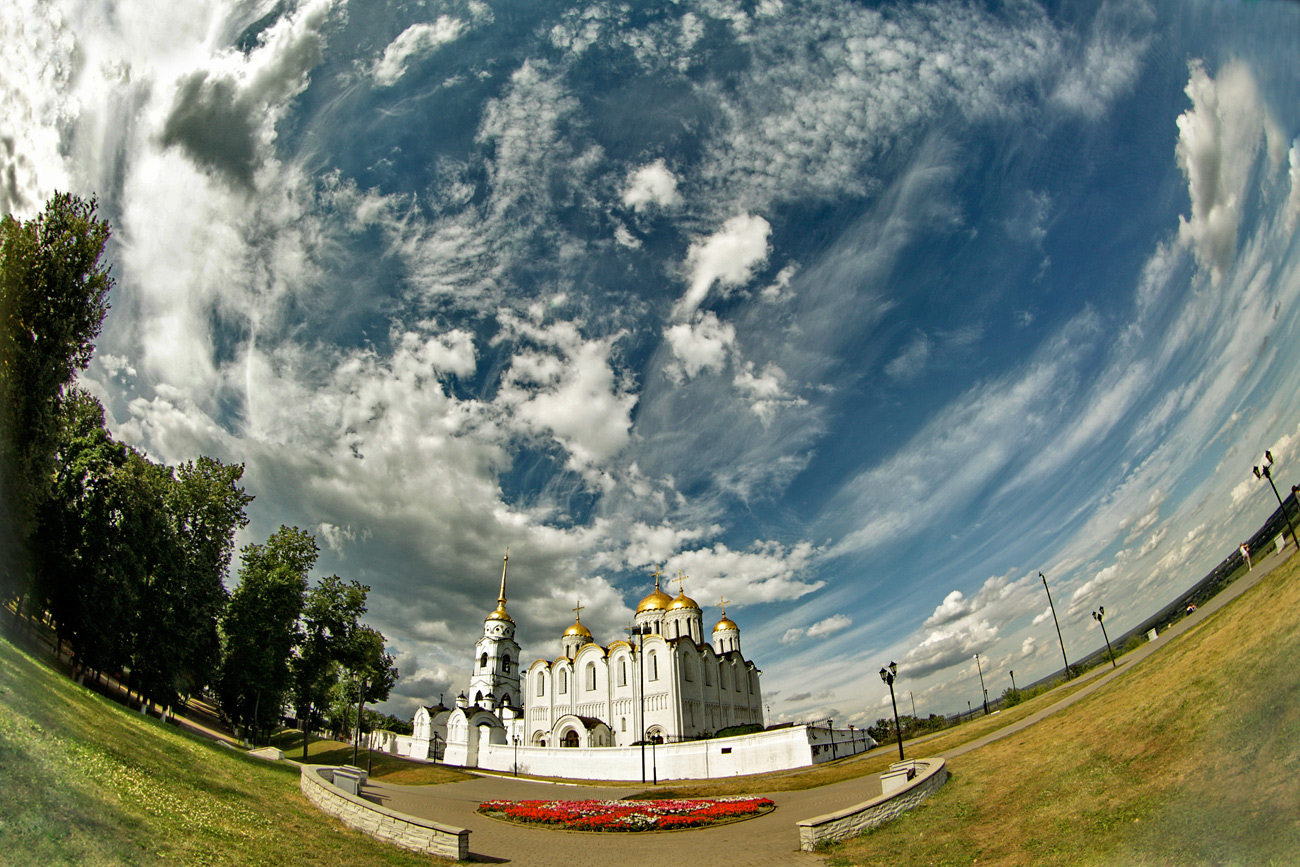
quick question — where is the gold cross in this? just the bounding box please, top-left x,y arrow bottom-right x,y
572,601 -> 584,621
651,563 -> 663,590
718,595 -> 730,613
675,570 -> 688,596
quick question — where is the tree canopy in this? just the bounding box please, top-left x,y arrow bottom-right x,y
0,193 -> 112,600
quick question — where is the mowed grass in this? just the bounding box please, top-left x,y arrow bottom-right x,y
267,731 -> 472,786
0,636 -> 456,867
825,552 -> 1300,867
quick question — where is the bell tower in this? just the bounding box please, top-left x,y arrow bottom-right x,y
468,551 -> 522,710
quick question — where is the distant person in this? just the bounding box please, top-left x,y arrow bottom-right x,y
1240,542 -> 1253,570
1186,604 -> 1197,615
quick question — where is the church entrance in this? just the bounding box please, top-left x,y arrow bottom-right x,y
562,731 -> 580,748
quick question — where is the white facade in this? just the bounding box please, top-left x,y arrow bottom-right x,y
379,557 -> 877,779
524,573 -> 763,747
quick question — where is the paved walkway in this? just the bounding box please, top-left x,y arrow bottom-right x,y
355,545 -> 1294,866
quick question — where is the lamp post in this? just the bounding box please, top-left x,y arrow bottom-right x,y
1040,571 -> 1072,679
512,735 -> 520,777
626,622 -> 649,784
848,723 -> 855,753
827,719 -> 837,760
879,661 -> 905,763
1009,670 -> 1018,699
1254,451 -> 1299,548
1093,606 -> 1117,669
909,691 -> 917,719
973,653 -> 990,715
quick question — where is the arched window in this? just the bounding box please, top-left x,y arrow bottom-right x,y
559,669 -> 568,694
502,654 -> 511,673
480,652 -> 488,670
586,662 -> 597,691
537,673 -> 546,697
563,730 -> 580,748
618,658 -> 627,687
684,655 -> 695,682
475,691 -> 483,703
704,664 -> 712,686
721,665 -> 729,689
649,651 -> 658,681
621,718 -> 626,732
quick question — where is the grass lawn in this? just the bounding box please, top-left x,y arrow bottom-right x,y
823,551 -> 1300,866
266,730 -> 472,786
0,635 -> 456,867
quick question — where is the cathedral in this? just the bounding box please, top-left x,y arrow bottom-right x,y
415,553 -> 765,755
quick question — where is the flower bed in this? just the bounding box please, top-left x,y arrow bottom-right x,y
478,796 -> 775,832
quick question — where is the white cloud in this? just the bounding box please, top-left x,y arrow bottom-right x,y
664,312 -> 736,381
806,614 -> 852,638
1175,60 -> 1275,284
674,214 -> 771,320
924,590 -> 972,629
622,159 -> 682,212
1287,141 -> 1300,232
498,319 -> 638,485
885,333 -> 933,382
1050,0 -> 1153,119
372,18 -> 466,87
662,540 -> 824,607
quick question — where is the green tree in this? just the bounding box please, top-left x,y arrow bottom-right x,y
327,626 -> 398,742
216,526 -> 317,742
163,457 -> 253,697
0,193 -> 113,606
292,574 -> 370,758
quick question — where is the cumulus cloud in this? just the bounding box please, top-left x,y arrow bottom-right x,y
662,540 -> 824,607
160,0 -> 335,190
371,17 -> 466,87
622,159 -> 682,212
807,614 -> 852,638
1174,60 -> 1276,284
674,214 -> 771,320
664,312 -> 737,381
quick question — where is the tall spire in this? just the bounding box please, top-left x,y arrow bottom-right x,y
487,548 -> 513,622
498,548 -> 509,606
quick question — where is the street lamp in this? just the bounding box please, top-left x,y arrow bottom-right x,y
1254,451 -> 1300,549
878,661 -> 905,763
626,622 -> 650,784
827,719 -> 837,760
909,690 -> 917,719
1093,606 -> 1117,669
973,653 -> 989,715
1009,670 -> 1018,699
1040,572 -> 1072,679
352,676 -> 368,767
512,735 -> 520,777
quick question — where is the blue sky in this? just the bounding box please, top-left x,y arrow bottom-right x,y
4,0 -> 1299,726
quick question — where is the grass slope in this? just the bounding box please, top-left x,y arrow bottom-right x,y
0,636 -> 455,867
826,553 -> 1300,866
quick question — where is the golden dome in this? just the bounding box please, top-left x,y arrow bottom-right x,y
487,603 -> 514,623
668,592 -> 700,611
713,616 -> 738,633
636,569 -> 673,613
565,619 -> 592,638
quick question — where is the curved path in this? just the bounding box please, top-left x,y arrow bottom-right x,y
361,545 -> 1293,866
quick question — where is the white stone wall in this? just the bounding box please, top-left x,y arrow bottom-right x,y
473,724 -> 871,781
299,765 -> 469,860
796,758 -> 949,851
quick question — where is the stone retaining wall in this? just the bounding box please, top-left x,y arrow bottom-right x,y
300,765 -> 469,861
796,757 -> 948,851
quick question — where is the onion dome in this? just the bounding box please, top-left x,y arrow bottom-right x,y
669,591 -> 700,611
712,595 -> 738,632
565,610 -> 592,638
636,570 -> 674,613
